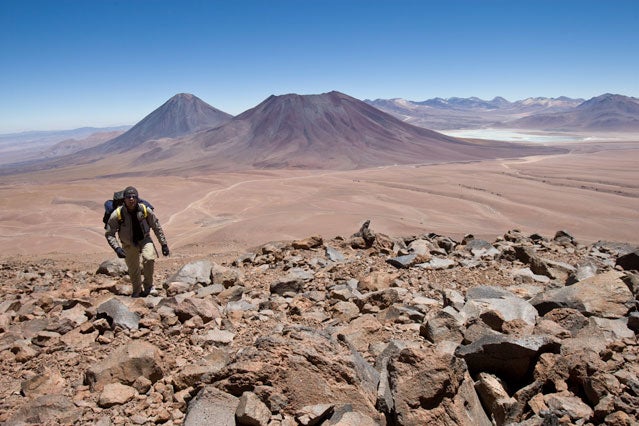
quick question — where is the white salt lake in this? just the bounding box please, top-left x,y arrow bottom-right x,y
440,129 -> 587,143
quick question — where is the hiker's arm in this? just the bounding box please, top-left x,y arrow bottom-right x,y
147,208 -> 168,247
104,213 -> 122,252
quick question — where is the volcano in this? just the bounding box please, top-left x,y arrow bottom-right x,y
96,93 -> 233,153
185,91 -> 563,170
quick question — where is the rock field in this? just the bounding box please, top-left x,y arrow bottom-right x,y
1,222 -> 638,425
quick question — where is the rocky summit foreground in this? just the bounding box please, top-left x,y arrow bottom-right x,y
1,223 -> 638,425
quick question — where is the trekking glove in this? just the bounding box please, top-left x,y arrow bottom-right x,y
161,244 -> 170,256
115,247 -> 126,259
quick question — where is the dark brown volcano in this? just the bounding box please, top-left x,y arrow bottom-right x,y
189,91 -> 563,169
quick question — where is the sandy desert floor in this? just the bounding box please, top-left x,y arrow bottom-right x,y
0,139 -> 637,269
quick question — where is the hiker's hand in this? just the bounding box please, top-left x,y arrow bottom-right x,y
115,247 -> 126,259
162,244 -> 170,257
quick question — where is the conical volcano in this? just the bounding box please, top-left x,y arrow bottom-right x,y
192,91 -> 561,169
98,93 -> 233,153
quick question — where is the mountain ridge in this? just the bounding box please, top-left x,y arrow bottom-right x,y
366,93 -> 639,131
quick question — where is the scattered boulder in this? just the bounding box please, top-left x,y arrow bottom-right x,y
98,382 -> 137,408
84,341 -> 163,391
167,259 -> 213,286
96,258 -> 127,276
184,385 -> 239,426
96,297 -> 140,330
616,249 -> 639,271
5,395 -> 82,425
455,334 -> 561,382
530,270 -> 634,317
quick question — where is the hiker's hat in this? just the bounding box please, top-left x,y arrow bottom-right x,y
123,186 -> 138,199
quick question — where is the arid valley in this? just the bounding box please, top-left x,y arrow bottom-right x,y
1,137 -> 637,265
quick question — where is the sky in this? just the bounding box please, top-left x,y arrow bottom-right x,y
1,0 -> 638,133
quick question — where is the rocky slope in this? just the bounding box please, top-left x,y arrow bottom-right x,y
1,224 -> 638,425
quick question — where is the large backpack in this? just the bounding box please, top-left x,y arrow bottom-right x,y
103,190 -> 154,229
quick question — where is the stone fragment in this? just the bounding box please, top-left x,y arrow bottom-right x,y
96,298 -> 140,330
20,368 -> 66,398
616,249 -> 639,271
357,271 -> 398,292
566,262 -> 597,284
387,347 -> 490,425
235,391 -> 271,426
270,268 -> 314,295
173,350 -> 229,390
544,392 -> 593,422
292,235 -> 323,250
96,259 -> 128,276
184,385 -> 239,426
175,297 -> 221,323
417,257 -> 455,270
462,286 -> 538,331
325,409 -> 378,425
386,253 -> 421,268
211,263 -> 244,287
195,328 -> 236,345
84,341 -> 163,391
474,372 -> 516,425
296,404 -> 334,426
98,383 -> 137,407
6,395 -> 82,425
350,220 -> 375,247
168,260 -> 213,285
455,334 -> 561,382
530,270 -> 633,318
420,307 -> 465,344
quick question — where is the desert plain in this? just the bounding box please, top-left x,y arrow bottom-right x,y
1,137 -> 637,267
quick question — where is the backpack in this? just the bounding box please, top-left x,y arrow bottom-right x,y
103,190 -> 154,229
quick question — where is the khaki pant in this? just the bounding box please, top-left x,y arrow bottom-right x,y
123,237 -> 157,296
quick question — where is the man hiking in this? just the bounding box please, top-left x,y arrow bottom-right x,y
105,186 -> 170,297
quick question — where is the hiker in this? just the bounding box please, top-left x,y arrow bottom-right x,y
105,186 -> 170,297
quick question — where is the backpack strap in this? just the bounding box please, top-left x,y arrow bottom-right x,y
116,205 -> 124,223
116,204 -> 148,224
140,203 -> 148,219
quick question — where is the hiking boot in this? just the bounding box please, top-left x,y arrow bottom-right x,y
141,286 -> 157,297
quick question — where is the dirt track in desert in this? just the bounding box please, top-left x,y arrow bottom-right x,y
0,140 -> 638,266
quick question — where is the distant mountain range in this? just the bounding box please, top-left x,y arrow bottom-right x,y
365,94 -> 639,131
0,91 -> 562,175
0,126 -> 129,166
505,94 -> 639,131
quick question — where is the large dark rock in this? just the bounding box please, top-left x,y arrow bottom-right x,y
616,249 -> 639,271
530,271 -> 633,318
387,347 -> 491,425
455,334 -> 561,382
96,298 -> 140,330
84,341 -> 163,391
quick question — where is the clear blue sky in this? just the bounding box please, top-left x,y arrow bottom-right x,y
1,0 -> 638,133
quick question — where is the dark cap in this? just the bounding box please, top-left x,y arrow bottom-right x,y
123,186 -> 138,198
